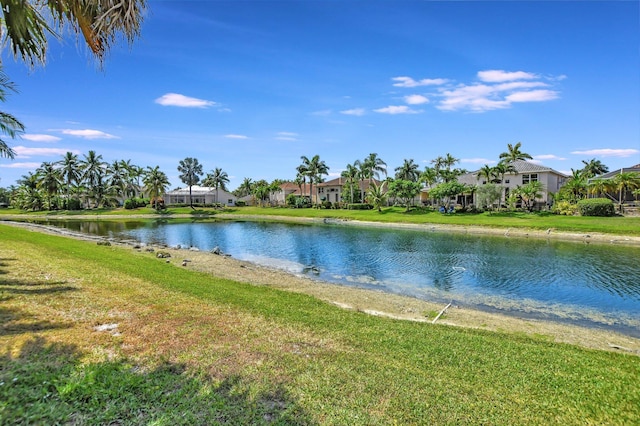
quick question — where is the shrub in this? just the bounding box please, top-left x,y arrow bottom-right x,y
577,198 -> 615,217
552,200 -> 579,216
321,200 -> 332,209
65,198 -> 82,210
235,200 -> 246,207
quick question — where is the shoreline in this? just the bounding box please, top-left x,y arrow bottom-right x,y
4,219 -> 640,356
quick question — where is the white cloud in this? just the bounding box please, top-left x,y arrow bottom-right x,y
155,93 -> 215,108
275,131 -> 299,141
461,158 -> 496,164
392,76 -> 448,88
13,146 -> 79,157
60,129 -> 118,139
534,154 -> 566,160
340,108 -> 366,116
374,105 -> 421,115
0,161 -> 41,169
477,70 -> 537,82
571,148 -> 640,158
506,90 -> 559,103
404,94 -> 429,105
224,134 -> 248,139
22,134 -> 61,143
437,84 -> 510,112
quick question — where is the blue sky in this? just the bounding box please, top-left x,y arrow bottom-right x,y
1,0 -> 639,190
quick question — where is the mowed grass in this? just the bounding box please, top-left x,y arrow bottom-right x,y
2,205 -> 640,236
1,224 -> 639,424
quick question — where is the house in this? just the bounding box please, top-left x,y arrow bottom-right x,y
455,160 -> 568,207
164,185 -> 237,206
316,178 -> 382,204
590,164 -> 640,203
271,182 -> 313,206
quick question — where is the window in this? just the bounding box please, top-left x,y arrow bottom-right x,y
522,174 -> 538,184
505,179 -> 510,184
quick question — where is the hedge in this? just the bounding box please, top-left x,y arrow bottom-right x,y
577,198 -> 615,217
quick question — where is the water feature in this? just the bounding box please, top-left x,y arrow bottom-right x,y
34,218 -> 640,335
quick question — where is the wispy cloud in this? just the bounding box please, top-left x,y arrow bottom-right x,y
477,70 -> 537,83
23,134 -> 61,143
155,93 -> 216,108
461,158 -> 496,164
506,90 -> 559,103
404,94 -> 429,105
60,129 -> 118,139
571,148 -> 639,158
0,161 -> 41,169
311,109 -> 332,116
374,105 -> 421,115
13,146 -> 79,157
275,131 -> 299,141
535,154 -> 566,160
340,108 -> 366,116
224,134 -> 248,139
392,76 -> 448,88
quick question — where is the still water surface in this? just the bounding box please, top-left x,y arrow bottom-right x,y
44,219 -> 640,335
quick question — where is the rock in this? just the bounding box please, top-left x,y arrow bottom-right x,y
156,251 -> 171,259
181,260 -> 188,267
211,246 -> 221,255
145,247 -> 155,252
189,246 -> 200,251
97,240 -> 111,246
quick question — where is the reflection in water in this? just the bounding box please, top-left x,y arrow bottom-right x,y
36,218 -> 640,334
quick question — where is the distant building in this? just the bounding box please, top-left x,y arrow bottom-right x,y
164,185 -> 237,206
591,163 -> 640,203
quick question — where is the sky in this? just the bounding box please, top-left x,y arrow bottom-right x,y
1,0 -> 639,191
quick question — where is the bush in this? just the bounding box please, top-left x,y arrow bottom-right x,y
65,198 -> 82,210
577,198 -> 615,217
347,203 -> 372,210
321,200 -> 332,209
124,197 -> 148,210
552,200 -> 579,216
235,200 -> 246,207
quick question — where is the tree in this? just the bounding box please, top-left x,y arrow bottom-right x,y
203,167 -> 230,206
477,164 -> 497,184
492,162 -> 516,184
366,180 -> 388,212
428,181 -> 466,209
300,154 -> 329,207
177,157 -> 203,209
0,68 -> 24,159
0,0 -> 146,68
515,181 -> 545,211
341,162 -> 360,203
499,142 -> 532,163
56,151 -> 81,207
81,150 -> 106,207
613,172 -> 640,204
394,159 -> 420,182
475,183 -> 503,211
36,161 -> 61,210
587,178 -> 614,201
580,158 -> 609,178
388,179 -> 421,212
235,177 -> 253,198
143,166 -> 169,209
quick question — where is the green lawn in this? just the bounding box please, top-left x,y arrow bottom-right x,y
2,205 -> 640,236
1,224 -> 639,424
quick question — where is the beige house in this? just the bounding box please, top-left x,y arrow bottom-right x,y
164,185 -> 237,206
455,160 -> 568,207
272,178 -> 382,206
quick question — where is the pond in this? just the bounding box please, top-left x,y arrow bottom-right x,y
38,219 -> 640,336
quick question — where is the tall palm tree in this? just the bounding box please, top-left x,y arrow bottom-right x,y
580,158 -> 609,178
364,153 -> 387,180
107,160 -> 127,200
177,157 -> 203,209
0,0 -> 146,68
56,151 -> 81,207
477,164 -> 496,184
499,142 -> 533,163
394,159 -> 420,182
36,161 -> 61,210
236,177 -> 253,198
0,68 -> 24,159
492,162 -> 517,184
587,178 -> 614,200
203,167 -> 230,205
81,150 -> 106,207
341,162 -> 360,203
301,154 -> 329,206
143,166 -> 169,209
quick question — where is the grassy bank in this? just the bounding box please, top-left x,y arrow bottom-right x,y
2,205 -> 640,236
1,224 -> 639,424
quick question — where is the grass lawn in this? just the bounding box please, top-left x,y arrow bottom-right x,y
1,224 -> 639,424
1,205 -> 640,236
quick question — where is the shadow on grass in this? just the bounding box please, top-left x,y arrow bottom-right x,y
1,337 -> 316,425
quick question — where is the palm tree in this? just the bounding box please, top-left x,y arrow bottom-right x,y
499,142 -> 533,163
492,162 -> 517,184
81,150 -> 106,207
0,68 -> 24,159
143,166 -> 170,209
56,151 -> 81,207
300,155 -> 329,206
364,153 -> 387,180
177,157 -> 203,209
613,172 -> 640,204
477,164 -> 496,184
107,160 -> 127,201
203,167 -> 230,206
295,163 -> 309,199
341,162 -> 360,203
366,181 -> 388,212
394,159 -> 420,182
580,158 -> 609,178
15,172 -> 43,210
587,178 -> 614,200
0,0 -> 146,68
36,161 -> 61,210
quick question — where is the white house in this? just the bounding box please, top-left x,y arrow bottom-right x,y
164,185 -> 237,206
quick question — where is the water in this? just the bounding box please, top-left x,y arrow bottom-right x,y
37,219 -> 640,335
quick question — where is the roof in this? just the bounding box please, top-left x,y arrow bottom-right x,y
459,160 -> 568,182
596,164 -> 640,180
165,185 -> 234,196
